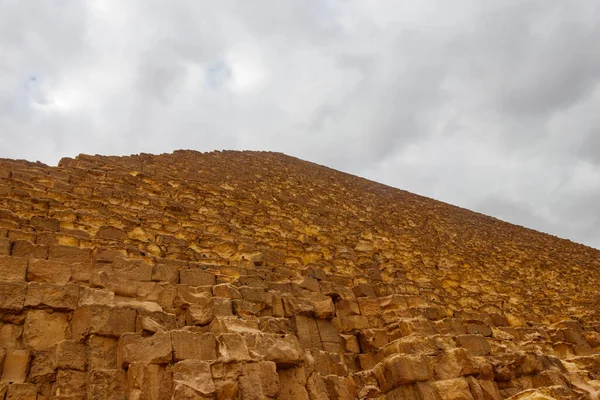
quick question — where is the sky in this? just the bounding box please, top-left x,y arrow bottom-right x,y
1,1 -> 600,249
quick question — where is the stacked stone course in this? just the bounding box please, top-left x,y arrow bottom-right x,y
0,150 -> 600,399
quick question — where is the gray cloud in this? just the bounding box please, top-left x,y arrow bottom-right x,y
1,0 -> 600,248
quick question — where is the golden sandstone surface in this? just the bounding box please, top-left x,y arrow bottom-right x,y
0,149 -> 599,399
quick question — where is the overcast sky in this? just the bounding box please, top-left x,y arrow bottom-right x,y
1,1 -> 600,249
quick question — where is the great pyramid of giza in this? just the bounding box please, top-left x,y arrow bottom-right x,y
1,150 -> 599,399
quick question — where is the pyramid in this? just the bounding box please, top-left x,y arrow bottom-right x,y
0,150 -> 599,399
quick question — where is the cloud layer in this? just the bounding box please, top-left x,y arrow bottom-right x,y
2,0 -> 600,248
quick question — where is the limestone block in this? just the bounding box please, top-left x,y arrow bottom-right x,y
340,315 -> 370,332
278,366 -> 310,400
216,333 -> 250,362
352,283 -> 377,298
48,245 -> 91,263
52,369 -> 87,399
23,310 -> 69,350
5,383 -> 37,400
128,362 -> 173,400
212,283 -> 242,299
172,360 -> 215,398
71,304 -> 136,338
211,362 -> 241,400
295,315 -> 323,350
316,319 -> 340,345
25,282 -> 79,310
357,297 -> 381,316
171,330 -> 217,361
28,350 -> 55,385
113,256 -> 153,281
54,340 -> 87,371
87,369 -> 127,400
179,269 -> 216,286
433,348 -> 481,380
465,323 -> 493,337
456,335 -> 491,356
397,317 -> 435,337
358,329 -> 389,352
0,281 -> 26,313
0,323 -> 23,349
0,349 -> 30,384
118,332 -> 172,367
152,261 -> 181,283
323,375 -> 358,400
313,297 -> 335,319
97,226 -> 127,240
372,354 -> 433,393
246,333 -> 303,367
11,240 -> 48,259
283,296 -> 314,317
341,334 -> 361,354
0,238 -> 9,256
186,297 -> 232,325
136,309 -> 177,333
312,350 -> 347,376
239,286 -> 273,305
87,335 -> 118,370
238,361 -> 279,399
0,255 -> 27,281
209,316 -> 260,334
27,259 -> 71,283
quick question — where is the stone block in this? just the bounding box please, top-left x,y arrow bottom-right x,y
372,354 -> 433,393
323,375 -> 358,400
118,332 -> 172,367
87,369 -> 127,400
340,315 -> 370,332
28,350 -> 55,384
52,369 -> 87,399
186,297 -> 232,325
180,269 -> 216,286
352,283 -> 377,298
54,340 -> 87,371
433,348 -> 480,380
136,309 -> 177,333
357,297 -> 381,316
97,226 -> 127,240
25,282 -> 79,310
212,283 -> 242,299
0,349 -> 30,384
456,335 -> 491,356
278,366 -> 309,400
313,297 -> 335,319
5,383 -> 37,400
11,240 -> 48,259
340,334 -> 361,354
0,281 -> 26,313
316,319 -> 340,345
247,333 -> 303,367
295,315 -> 323,350
209,316 -> 260,334
152,262 -> 180,283
172,360 -> 215,398
113,256 -> 153,281
0,238 -> 9,255
71,304 -> 136,339
0,324 -> 23,349
0,255 -> 27,281
27,259 -> 71,283
87,335 -> 118,370
217,333 -> 250,362
171,330 -> 217,361
128,362 -> 173,400
238,361 -> 279,399
283,297 -> 314,317
431,378 -> 474,400
358,329 -> 389,352
23,310 -> 69,350
48,245 -> 91,263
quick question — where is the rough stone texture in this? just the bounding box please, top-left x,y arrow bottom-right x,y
1,150 -> 600,398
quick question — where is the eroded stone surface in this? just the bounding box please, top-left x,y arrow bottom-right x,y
1,150 -> 600,399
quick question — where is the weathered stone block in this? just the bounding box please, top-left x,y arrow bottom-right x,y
372,354 -> 433,393
27,259 -> 71,283
247,333 -> 303,367
11,240 -> 48,259
295,315 -> 323,350
456,335 -> 491,356
23,310 -> 69,350
136,309 -> 177,333
209,316 -> 260,334
180,269 -> 216,286
357,297 -> 381,316
71,304 -> 136,338
186,297 -> 232,325
5,383 -> 37,400
28,350 -> 55,384
54,340 -> 87,371
113,256 -> 153,281
87,335 -> 118,370
358,328 -> 389,352
433,348 -> 480,380
87,369 -> 127,400
0,255 -> 27,281
118,332 -> 172,367
212,283 -> 242,299
313,297 -> 335,319
52,369 -> 87,399
172,360 -> 215,398
128,362 -> 173,400
238,361 -> 279,399
25,282 -> 79,310
0,349 -> 30,384
278,366 -> 309,400
48,245 -> 91,263
0,281 -> 26,313
171,330 -> 217,361
216,333 -> 250,362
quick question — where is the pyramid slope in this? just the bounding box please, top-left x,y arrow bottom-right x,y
0,149 -> 599,399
